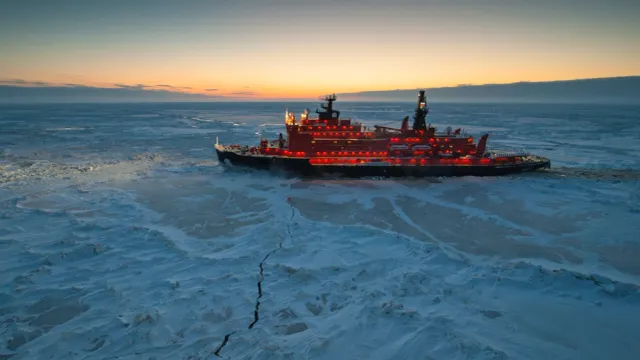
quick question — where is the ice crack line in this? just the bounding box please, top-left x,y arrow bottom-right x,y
213,331 -> 236,357
248,244 -> 281,329
212,201 -> 295,358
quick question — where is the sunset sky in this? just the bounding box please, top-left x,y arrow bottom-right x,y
1,0 -> 639,99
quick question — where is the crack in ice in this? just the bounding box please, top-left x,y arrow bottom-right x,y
212,201 -> 295,358
248,240 -> 282,329
212,331 -> 235,357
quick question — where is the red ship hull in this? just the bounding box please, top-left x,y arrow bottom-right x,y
214,90 -> 551,178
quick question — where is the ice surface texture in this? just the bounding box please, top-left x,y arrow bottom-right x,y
1,102 -> 639,360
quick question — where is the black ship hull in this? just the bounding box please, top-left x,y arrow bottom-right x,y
215,147 -> 551,178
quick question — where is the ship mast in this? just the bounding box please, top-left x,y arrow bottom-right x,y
321,94 -> 335,113
316,94 -> 340,120
412,90 -> 429,131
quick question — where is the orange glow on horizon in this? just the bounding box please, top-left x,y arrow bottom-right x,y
5,52 -> 639,100
3,67 -> 640,101
1,1 -> 639,100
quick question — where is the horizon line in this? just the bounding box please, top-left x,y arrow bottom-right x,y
2,99 -> 639,106
1,74 -> 639,100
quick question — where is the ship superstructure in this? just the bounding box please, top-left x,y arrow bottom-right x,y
214,90 -> 550,177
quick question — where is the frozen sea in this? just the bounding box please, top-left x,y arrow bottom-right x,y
1,101 -> 639,360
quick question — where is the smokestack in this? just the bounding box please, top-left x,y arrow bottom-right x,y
476,134 -> 489,155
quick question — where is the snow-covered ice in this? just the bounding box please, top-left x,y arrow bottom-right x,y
1,102 -> 639,359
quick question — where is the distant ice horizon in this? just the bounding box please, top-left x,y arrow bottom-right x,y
1,75 -> 639,104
